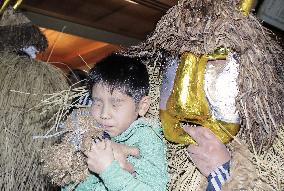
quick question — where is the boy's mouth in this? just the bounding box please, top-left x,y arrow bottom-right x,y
99,124 -> 113,129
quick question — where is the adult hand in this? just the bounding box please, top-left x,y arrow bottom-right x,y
184,126 -> 231,177
111,142 -> 140,174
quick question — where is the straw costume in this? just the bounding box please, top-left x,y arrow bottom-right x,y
123,0 -> 284,190
0,7 -> 69,190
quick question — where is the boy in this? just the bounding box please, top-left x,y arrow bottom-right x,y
63,54 -> 168,191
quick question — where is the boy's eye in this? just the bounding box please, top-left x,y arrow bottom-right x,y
112,102 -> 121,108
92,98 -> 102,107
111,99 -> 123,108
93,102 -> 101,106
92,102 -> 101,107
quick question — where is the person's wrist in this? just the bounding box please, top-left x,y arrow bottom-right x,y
97,159 -> 115,174
207,161 -> 230,191
99,160 -> 119,177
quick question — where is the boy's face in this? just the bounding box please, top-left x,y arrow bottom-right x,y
91,83 -> 148,137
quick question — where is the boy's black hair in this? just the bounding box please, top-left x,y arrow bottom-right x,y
88,54 -> 149,103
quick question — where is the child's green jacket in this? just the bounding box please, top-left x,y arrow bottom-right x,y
62,117 -> 168,191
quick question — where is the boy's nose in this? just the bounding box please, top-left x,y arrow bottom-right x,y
100,105 -> 111,119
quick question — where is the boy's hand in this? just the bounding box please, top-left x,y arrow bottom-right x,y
86,139 -> 114,174
183,126 -> 231,177
111,142 -> 140,174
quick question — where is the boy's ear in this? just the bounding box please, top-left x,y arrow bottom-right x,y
138,96 -> 151,117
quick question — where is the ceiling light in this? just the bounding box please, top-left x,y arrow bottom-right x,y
124,0 -> 138,5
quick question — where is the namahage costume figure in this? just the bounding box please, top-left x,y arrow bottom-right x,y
124,0 -> 284,190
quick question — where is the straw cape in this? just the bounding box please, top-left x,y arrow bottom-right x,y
123,0 -> 284,190
0,8 -> 70,191
0,52 -> 70,190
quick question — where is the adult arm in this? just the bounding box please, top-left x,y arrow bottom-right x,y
184,126 -> 231,190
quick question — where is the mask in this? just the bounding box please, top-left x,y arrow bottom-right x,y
160,48 -> 240,144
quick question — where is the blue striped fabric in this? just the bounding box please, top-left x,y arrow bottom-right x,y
206,161 -> 230,191
78,92 -> 92,106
